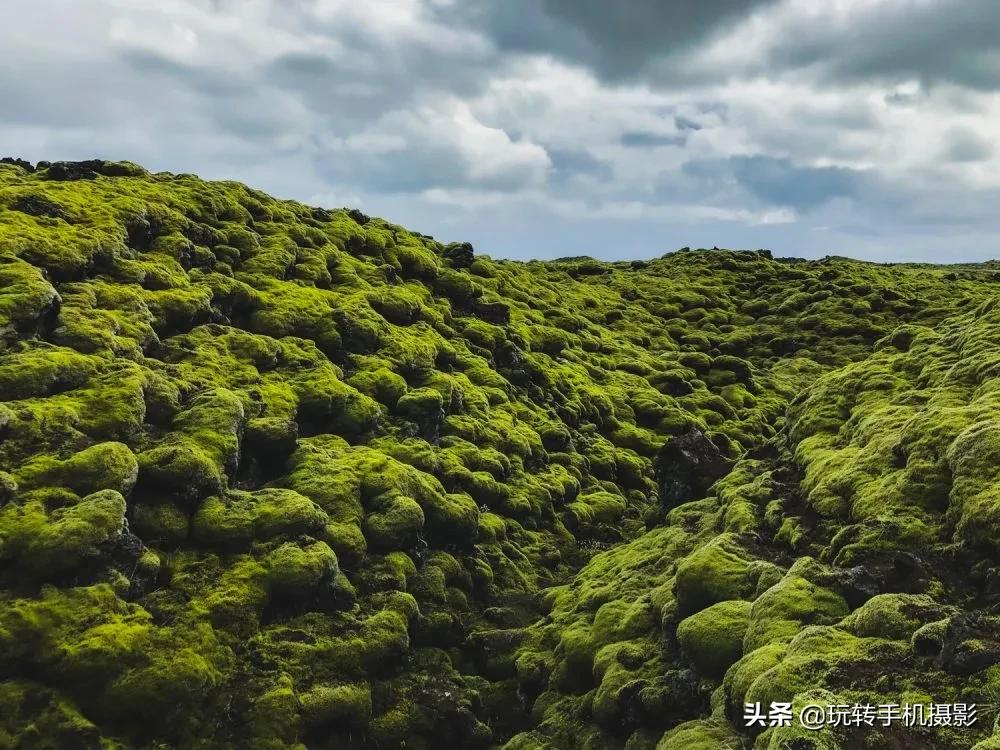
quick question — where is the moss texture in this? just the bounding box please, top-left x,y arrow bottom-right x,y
2,159 -> 1000,748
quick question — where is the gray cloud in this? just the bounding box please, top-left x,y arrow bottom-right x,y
316,130 -> 549,195
547,148 -> 613,182
943,126 -> 994,163
452,0 -> 776,80
620,131 -> 686,148
759,1 -> 1000,91
675,116 -> 703,132
458,0 -> 1000,94
727,156 -> 867,211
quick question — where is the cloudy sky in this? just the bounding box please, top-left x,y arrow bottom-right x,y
2,0 -> 999,262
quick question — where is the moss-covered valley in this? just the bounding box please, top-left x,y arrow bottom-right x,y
2,158 -> 1000,749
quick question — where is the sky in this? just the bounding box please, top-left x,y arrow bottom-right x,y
2,0 -> 1000,262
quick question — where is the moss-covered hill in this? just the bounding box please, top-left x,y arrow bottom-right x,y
1,158 -> 999,749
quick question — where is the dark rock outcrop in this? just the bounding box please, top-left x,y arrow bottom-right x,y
655,427 -> 732,506
443,241 -> 475,268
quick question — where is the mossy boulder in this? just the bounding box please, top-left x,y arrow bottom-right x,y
131,502 -> 189,545
347,367 -> 408,408
265,540 -> 339,598
300,682 -> 372,730
362,492 -> 425,551
563,490 -> 626,535
0,472 -> 17,504
0,255 -> 60,346
0,489 -> 128,579
17,443 -> 138,498
722,641 -> 788,720
839,593 -> 950,641
674,534 -> 753,616
0,345 -> 97,400
135,443 -> 224,506
656,719 -> 743,750
191,488 -> 326,548
676,599 -> 751,678
743,565 -> 849,652
396,386 -> 445,423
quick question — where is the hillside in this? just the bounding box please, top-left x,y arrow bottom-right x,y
1,158 -> 999,749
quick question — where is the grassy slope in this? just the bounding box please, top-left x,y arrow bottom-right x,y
1,159 -> 999,749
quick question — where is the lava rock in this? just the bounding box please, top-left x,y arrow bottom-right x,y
443,241 -> 474,268
11,194 -> 68,219
346,208 -> 370,225
473,300 -> 511,325
1,157 -> 35,172
937,612 -> 1000,676
41,159 -> 145,181
655,427 -> 732,506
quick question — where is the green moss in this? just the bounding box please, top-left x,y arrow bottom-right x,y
743,563 -> 849,652
0,489 -> 127,580
100,625 -> 229,727
676,599 -> 751,678
0,680 -> 105,748
247,674 -> 301,748
0,471 -> 16,504
0,345 -> 98,399
17,442 -> 138,498
320,520 -> 367,565
347,366 -> 408,408
839,593 -> 950,641
362,492 -> 424,551
245,416 -> 298,462
396,386 -> 445,421
752,689 -> 845,750
131,501 -> 189,544
191,488 -> 326,548
136,443 -> 223,506
300,682 -> 372,729
265,540 -> 338,597
0,255 -> 60,348
911,618 -> 949,656
674,534 -> 753,616
563,490 -> 626,535
722,641 -> 788,719
655,719 -> 742,749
